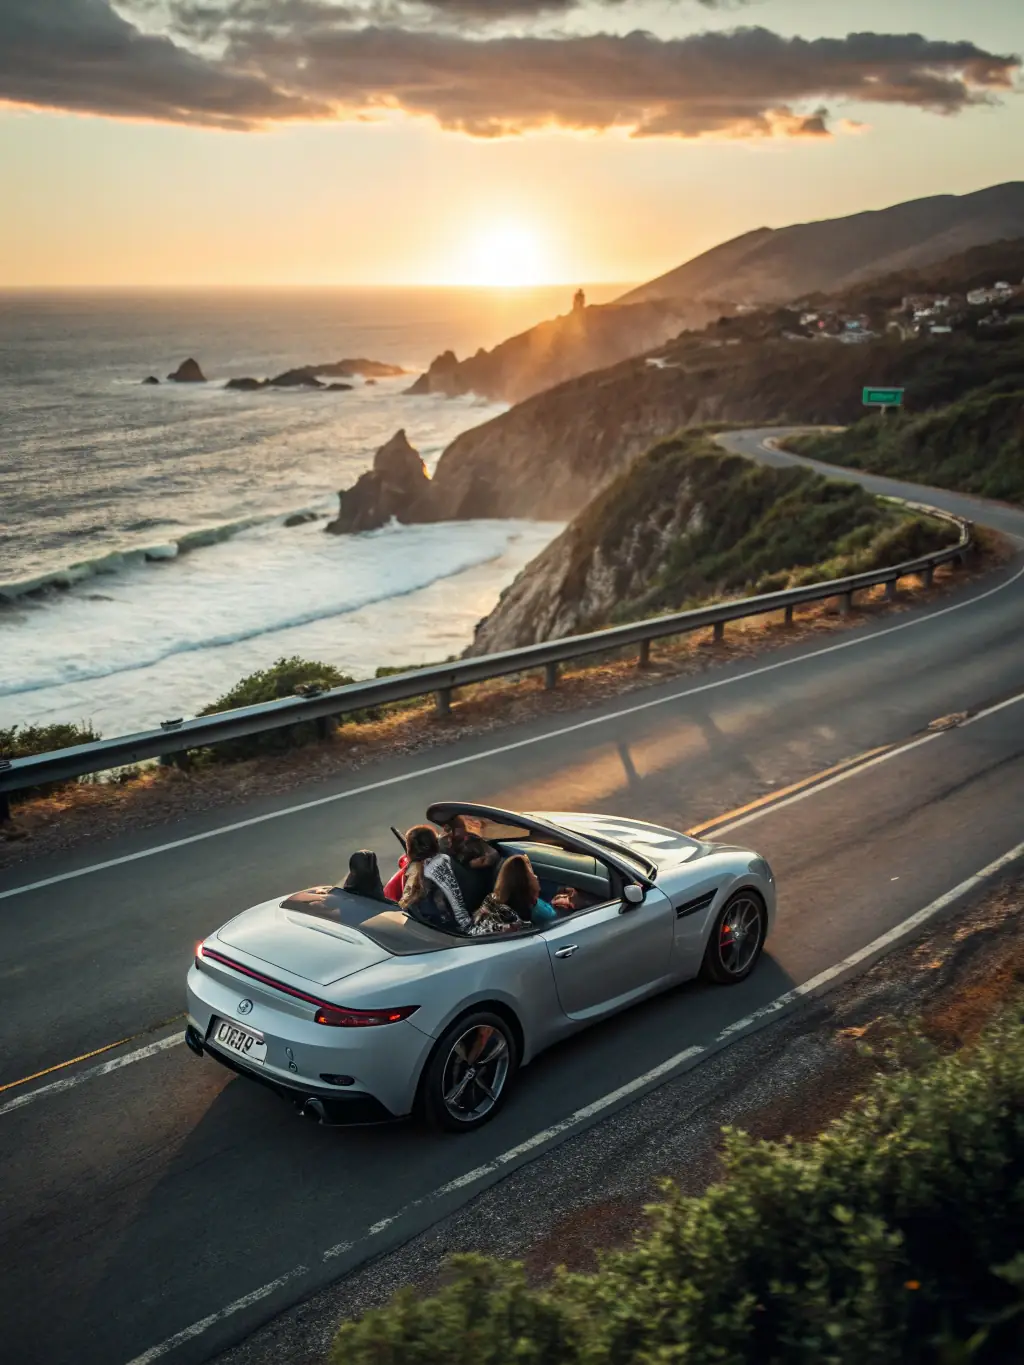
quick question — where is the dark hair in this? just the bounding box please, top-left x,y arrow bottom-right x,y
342,850 -> 386,901
493,854 -> 535,917
405,824 -> 440,862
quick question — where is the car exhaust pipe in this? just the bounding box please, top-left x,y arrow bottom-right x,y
184,1025 -> 204,1057
301,1098 -> 328,1124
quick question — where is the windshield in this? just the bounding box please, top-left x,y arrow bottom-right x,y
577,833 -> 657,881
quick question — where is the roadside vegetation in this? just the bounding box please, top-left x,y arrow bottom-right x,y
575,433 -> 958,615
784,388 -> 1024,505
331,1008 -> 1024,1365
469,431 -> 959,651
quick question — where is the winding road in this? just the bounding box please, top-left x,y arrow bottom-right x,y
1,430 -> 1023,1365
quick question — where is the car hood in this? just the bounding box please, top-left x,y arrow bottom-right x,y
530,812 -> 703,869
215,897 -> 391,986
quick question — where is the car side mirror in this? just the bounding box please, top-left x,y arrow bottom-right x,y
622,883 -> 645,907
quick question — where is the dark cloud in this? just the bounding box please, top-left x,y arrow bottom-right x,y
159,0 -> 757,27
220,21 -> 1022,138
0,1 -> 1018,138
0,0 -> 326,127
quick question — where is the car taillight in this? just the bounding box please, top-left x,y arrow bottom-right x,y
313,1005 -> 419,1027
194,942 -> 206,969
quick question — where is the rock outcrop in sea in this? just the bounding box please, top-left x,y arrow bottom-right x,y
167,358 -> 206,383
223,359 -> 402,391
324,430 -> 437,535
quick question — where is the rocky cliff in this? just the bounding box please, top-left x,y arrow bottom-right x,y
466,433 -> 958,654
324,430 -> 437,534
407,298 -> 697,404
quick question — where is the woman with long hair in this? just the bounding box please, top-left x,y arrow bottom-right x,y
398,824 -> 472,931
470,854 -> 556,935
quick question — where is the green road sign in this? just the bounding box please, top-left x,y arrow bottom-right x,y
863,387 -> 904,407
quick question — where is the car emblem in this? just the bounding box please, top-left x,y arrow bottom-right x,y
237,999 -> 253,1015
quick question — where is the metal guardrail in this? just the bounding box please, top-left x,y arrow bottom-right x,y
0,501 -> 972,798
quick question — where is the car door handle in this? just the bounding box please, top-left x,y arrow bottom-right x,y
554,944 -> 579,958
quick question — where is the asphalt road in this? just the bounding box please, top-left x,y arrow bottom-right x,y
1,431 -> 1023,1365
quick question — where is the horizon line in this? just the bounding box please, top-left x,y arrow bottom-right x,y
0,280 -> 639,293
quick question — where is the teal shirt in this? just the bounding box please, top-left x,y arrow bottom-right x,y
531,897 -> 558,926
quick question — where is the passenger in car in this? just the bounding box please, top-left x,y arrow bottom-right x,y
469,854 -> 556,935
398,825 -> 473,932
338,850 -> 388,901
552,886 -> 602,914
440,816 -> 502,910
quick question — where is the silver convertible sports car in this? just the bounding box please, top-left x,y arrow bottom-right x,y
185,803 -> 775,1131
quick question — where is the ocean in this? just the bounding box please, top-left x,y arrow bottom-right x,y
0,285 -> 624,737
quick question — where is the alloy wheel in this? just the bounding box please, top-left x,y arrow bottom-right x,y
441,1023 -> 511,1124
718,894 -> 764,977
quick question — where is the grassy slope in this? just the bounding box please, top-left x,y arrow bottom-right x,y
786,389 -> 1024,505
561,433 -> 954,623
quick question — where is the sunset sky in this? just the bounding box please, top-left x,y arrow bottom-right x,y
1,0 -> 1021,287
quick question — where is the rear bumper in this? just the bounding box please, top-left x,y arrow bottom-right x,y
184,1023 -> 396,1124
186,962 -> 432,1120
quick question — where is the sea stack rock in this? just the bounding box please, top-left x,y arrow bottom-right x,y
405,350 -> 461,396
142,375 -> 160,385
325,430 -> 436,535
225,377 -> 263,391
168,358 -> 206,383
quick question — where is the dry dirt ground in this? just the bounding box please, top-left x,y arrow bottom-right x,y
212,869 -> 1024,1365
2,537 -> 1007,872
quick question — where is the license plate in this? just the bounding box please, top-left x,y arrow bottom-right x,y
212,1018 -> 267,1065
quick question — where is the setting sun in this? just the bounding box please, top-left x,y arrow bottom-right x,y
462,222 -> 550,287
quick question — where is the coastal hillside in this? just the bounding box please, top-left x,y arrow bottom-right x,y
327,236 -> 1024,529
423,328 -> 1024,520
784,389 -> 1024,504
407,294 -> 704,404
621,182 -> 1024,306
465,433 -> 956,653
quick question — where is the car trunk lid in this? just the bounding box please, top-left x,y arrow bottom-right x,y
215,895 -> 391,986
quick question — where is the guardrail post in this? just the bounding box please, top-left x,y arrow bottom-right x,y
922,565 -> 935,588
544,661 -> 559,691
886,579 -> 898,601
838,591 -> 854,616
784,604 -> 794,627
0,791 -> 10,826
713,621 -> 725,643
638,639 -> 651,669
435,687 -> 452,716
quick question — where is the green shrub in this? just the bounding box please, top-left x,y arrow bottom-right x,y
195,656 -> 358,761
331,1010 -> 1024,1365
0,721 -> 102,802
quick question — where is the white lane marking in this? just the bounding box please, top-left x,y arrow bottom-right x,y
4,557 -> 1024,904
122,1265 -> 309,1365
960,688 -> 1024,728
707,731 -> 942,837
0,1032 -> 183,1117
120,837 -> 1024,1365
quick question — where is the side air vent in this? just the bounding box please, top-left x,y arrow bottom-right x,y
675,889 -> 717,920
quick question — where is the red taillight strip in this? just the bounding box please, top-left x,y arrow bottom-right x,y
200,945 -> 335,1011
